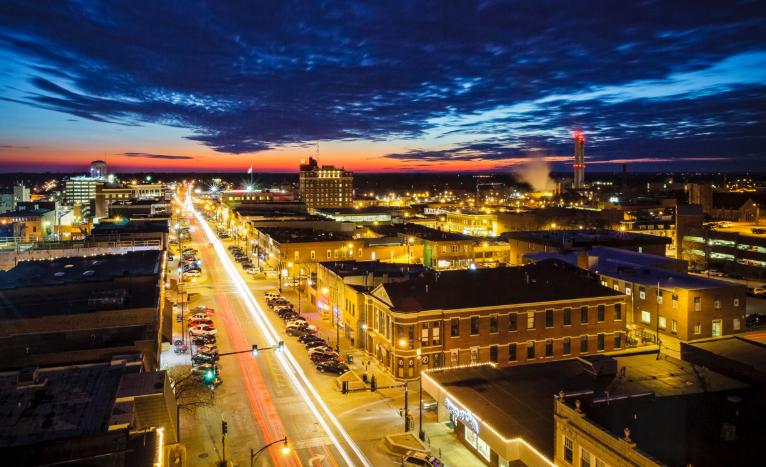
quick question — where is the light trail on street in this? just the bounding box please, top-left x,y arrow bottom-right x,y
183,193 -> 371,467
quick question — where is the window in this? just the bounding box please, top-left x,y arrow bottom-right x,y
734,318 -> 741,330
672,294 -> 679,309
310,250 -> 316,260
545,339 -> 553,357
694,296 -> 701,311
432,322 -> 441,345
581,448 -> 592,467
508,343 -> 517,361
326,250 -> 331,259
476,436 -> 491,461
597,305 -> 605,322
671,319 -> 678,334
734,298 -> 740,307
641,310 -> 651,324
490,345 -> 498,363
527,312 -> 535,330
580,336 -> 588,353
465,427 -> 478,450
563,308 -> 572,325
659,316 -> 667,330
450,318 -> 460,337
545,309 -> 554,328
563,337 -> 571,354
694,321 -> 702,335
597,334 -> 605,351
470,316 -> 480,335
563,437 -> 573,463
625,286 -> 632,296
639,286 -> 646,299
294,250 -> 299,260
580,306 -> 588,324
614,303 -> 622,320
490,315 -> 498,333
526,341 -> 535,359
614,333 -> 622,349
421,327 -> 429,346
508,313 -> 517,331
714,296 -> 721,309
656,290 -> 663,304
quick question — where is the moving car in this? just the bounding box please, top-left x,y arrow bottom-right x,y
402,451 -> 444,467
189,325 -> 217,336
316,361 -> 349,375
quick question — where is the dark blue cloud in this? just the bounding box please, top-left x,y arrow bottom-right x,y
121,152 -> 194,160
0,0 -> 764,165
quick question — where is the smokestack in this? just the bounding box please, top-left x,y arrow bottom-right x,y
573,131 -> 586,189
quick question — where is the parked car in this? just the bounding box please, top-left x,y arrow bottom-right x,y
192,305 -> 214,313
402,451 -> 444,467
269,298 -> 290,308
725,272 -> 745,280
188,319 -> 214,328
245,267 -> 260,274
305,340 -> 329,349
298,334 -> 324,344
192,335 -> 217,346
192,353 -> 219,365
189,325 -> 217,336
188,313 -> 211,321
264,291 -> 280,300
747,287 -> 766,297
286,317 -> 307,326
316,361 -> 350,375
183,270 -> 202,278
308,346 -> 335,356
746,313 -> 766,327
310,352 -> 340,363
196,344 -> 218,355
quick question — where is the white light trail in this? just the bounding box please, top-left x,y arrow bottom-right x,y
187,195 -> 370,467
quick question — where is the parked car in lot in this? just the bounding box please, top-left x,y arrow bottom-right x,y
316,361 -> 349,375
746,313 -> 766,327
402,451 -> 444,467
310,351 -> 340,363
189,325 -> 217,336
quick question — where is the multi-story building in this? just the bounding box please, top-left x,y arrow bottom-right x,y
365,259 -> 626,379
681,222 -> 766,279
298,157 -> 353,209
95,183 -> 133,217
0,207 -> 57,241
64,176 -> 101,217
507,229 -> 670,265
371,223 -> 475,269
316,260 -> 428,348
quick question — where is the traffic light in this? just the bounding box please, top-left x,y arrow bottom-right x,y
276,341 -> 285,352
251,344 -> 259,356
204,368 -> 215,383
221,421 -> 228,435
370,375 -> 377,392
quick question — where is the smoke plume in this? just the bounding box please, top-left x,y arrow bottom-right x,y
515,155 -> 556,192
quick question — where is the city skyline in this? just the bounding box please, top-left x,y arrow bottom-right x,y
1,1 -> 765,173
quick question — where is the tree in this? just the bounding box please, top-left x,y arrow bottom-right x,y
168,365 -> 215,441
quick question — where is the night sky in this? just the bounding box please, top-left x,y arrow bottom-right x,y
0,1 -> 764,172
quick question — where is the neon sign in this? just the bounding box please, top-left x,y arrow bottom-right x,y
445,397 -> 480,434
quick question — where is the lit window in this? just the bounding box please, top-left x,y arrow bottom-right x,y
733,318 -> 741,330
694,322 -> 702,335
563,437 -> 573,463
659,316 -> 667,330
527,311 -> 535,329
639,286 -> 646,299
641,310 -> 651,324
734,298 -> 740,307
694,296 -> 701,311
671,319 -> 678,334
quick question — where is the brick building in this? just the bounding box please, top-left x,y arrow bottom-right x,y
365,259 -> 626,379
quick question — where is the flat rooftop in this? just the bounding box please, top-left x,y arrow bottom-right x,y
595,260 -> 739,290
710,221 -> 766,239
506,229 -> 671,247
91,220 -> 168,235
0,251 -> 161,319
0,363 -> 125,448
257,227 -> 353,243
425,352 -> 748,460
371,223 -> 474,242
378,259 -> 621,312
686,337 -> 766,377
320,260 -> 428,278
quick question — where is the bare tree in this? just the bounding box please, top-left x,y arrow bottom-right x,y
168,365 -> 215,441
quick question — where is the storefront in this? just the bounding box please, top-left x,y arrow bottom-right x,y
422,364 -> 555,467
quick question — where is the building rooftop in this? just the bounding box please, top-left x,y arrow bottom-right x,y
506,229 -> 671,247
316,206 -> 405,215
595,259 -> 738,290
371,223 -> 474,242
684,337 -> 766,384
377,259 -> 621,312
257,227 -> 353,243
91,219 -> 168,235
0,362 -> 126,448
0,251 -> 161,319
320,260 -> 428,278
425,352 -> 749,461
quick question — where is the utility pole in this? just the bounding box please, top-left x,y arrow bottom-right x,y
404,382 -> 410,432
221,419 -> 228,466
656,280 -> 661,360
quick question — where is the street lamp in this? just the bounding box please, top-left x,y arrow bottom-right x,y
250,437 -> 289,467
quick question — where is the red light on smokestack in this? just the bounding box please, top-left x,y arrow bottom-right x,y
573,130 -> 586,142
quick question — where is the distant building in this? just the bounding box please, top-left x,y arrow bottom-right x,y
687,182 -> 713,214
64,176 -> 101,217
0,358 -> 178,466
573,131 -> 586,189
90,159 -> 108,180
371,223 -> 475,269
366,259 -> 626,378
506,229 -> 671,265
681,222 -> 766,279
0,207 -> 56,241
12,182 -> 30,204
298,157 -> 353,209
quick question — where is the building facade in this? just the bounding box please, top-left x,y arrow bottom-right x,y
298,157 -> 353,209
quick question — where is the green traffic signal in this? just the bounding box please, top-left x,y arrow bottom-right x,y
204,369 -> 215,382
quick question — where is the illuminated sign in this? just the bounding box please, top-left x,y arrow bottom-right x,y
445,397 -> 480,434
